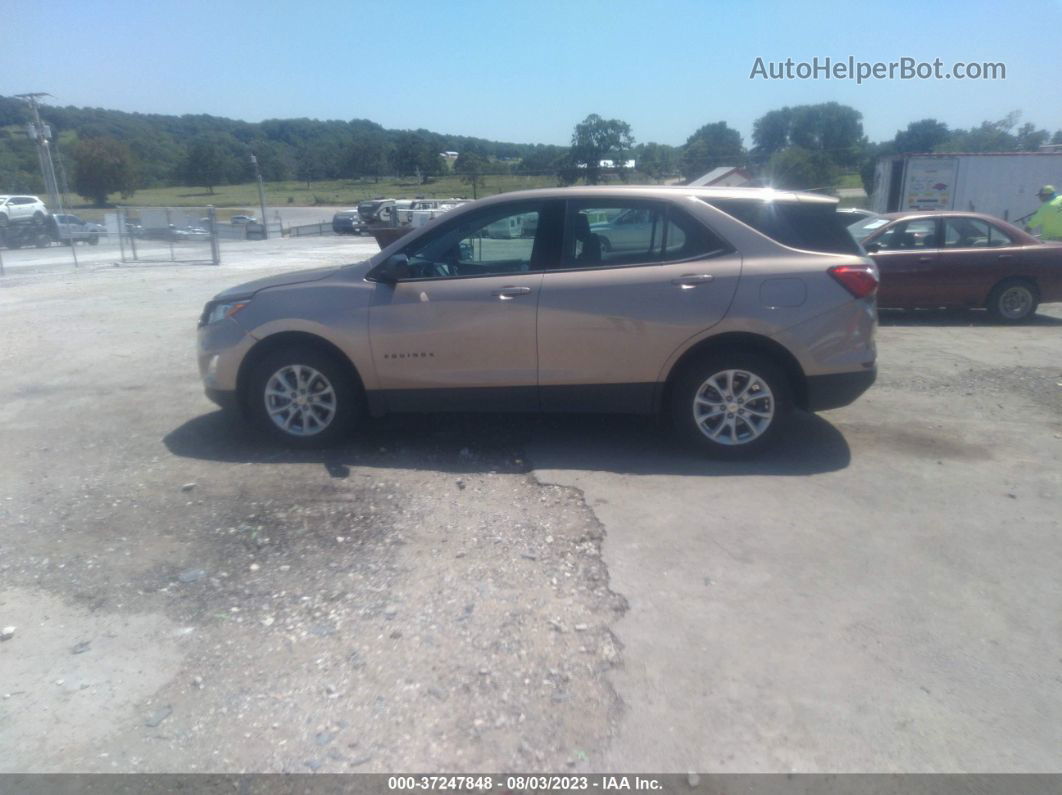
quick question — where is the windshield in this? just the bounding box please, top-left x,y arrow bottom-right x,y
848,215 -> 891,241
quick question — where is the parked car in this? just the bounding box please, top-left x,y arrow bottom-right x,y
861,210 -> 1062,322
197,187 -> 878,456
332,210 -> 362,235
230,215 -> 257,225
53,214 -> 103,245
174,226 -> 210,241
0,195 -> 48,227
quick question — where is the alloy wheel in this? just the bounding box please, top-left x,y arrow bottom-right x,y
692,369 -> 775,446
263,364 -> 337,437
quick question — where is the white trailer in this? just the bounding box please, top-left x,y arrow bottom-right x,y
870,152 -> 1062,224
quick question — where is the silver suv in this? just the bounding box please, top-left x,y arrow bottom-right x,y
198,187 -> 878,456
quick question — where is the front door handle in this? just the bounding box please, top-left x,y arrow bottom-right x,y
492,286 -> 532,300
918,256 -> 934,262
997,254 -> 1013,260
671,273 -> 715,288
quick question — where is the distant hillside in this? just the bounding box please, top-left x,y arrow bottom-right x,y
0,95 -> 567,195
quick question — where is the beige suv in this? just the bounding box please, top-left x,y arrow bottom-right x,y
198,187 -> 878,456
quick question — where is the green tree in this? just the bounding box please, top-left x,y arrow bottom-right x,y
1015,122 -> 1049,152
766,146 -> 839,191
516,144 -> 567,176
72,136 -> 138,207
569,114 -> 635,185
894,119 -> 950,153
753,103 -> 864,169
940,112 -> 1021,152
454,151 -> 487,199
751,108 -> 792,158
391,132 -> 440,182
183,136 -> 229,194
680,122 -> 744,181
636,142 -> 680,181
249,139 -> 293,181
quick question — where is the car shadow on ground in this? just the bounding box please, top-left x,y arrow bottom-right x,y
163,409 -> 851,478
878,308 -> 1062,326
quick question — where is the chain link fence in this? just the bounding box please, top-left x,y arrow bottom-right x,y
117,206 -> 219,265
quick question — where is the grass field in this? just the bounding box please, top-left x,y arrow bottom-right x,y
837,173 -> 864,190
62,174 -> 562,211
57,172 -> 870,215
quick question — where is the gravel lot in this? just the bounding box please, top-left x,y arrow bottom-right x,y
0,235 -> 1060,772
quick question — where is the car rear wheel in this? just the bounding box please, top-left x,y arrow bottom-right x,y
88,234 -> 99,245
0,213 -> 8,228
247,346 -> 361,448
671,352 -> 792,458
987,279 -> 1038,323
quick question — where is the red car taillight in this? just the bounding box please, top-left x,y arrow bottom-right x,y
828,264 -> 878,299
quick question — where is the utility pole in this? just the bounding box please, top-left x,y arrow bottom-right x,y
15,93 -> 62,211
250,154 -> 268,239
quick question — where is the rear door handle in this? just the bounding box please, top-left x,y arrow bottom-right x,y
492,286 -> 532,300
671,273 -> 715,288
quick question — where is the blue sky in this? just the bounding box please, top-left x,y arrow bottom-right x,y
3,0 -> 1060,147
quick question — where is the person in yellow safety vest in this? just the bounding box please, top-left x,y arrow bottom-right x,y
1024,185 -> 1062,241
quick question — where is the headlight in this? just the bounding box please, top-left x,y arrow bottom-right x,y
201,299 -> 250,326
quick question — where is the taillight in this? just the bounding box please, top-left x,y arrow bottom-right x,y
828,264 -> 878,299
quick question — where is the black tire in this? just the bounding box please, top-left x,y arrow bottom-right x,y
33,211 -> 44,223
670,351 -> 793,458
987,278 -> 1038,323
598,235 -> 612,253
88,235 -> 99,246
35,234 -> 49,248
246,345 -> 362,448
0,213 -> 7,228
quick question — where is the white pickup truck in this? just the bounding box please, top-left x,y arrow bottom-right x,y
51,214 -> 106,245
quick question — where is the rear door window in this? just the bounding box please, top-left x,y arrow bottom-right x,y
562,200 -> 729,268
943,217 -> 1014,248
703,198 -> 863,255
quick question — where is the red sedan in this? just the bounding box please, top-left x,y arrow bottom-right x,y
860,211 -> 1062,322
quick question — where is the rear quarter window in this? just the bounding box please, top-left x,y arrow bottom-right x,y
702,198 -> 862,255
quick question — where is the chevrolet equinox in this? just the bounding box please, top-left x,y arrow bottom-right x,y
197,187 -> 878,457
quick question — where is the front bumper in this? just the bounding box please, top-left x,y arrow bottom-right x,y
197,318 -> 255,393
805,366 -> 877,412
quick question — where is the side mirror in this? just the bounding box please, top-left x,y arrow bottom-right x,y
864,242 -> 881,254
370,253 -> 409,285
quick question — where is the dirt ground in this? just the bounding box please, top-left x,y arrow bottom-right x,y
1,236 -> 1060,773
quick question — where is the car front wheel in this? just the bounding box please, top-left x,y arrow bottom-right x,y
671,352 -> 792,457
246,346 -> 361,448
